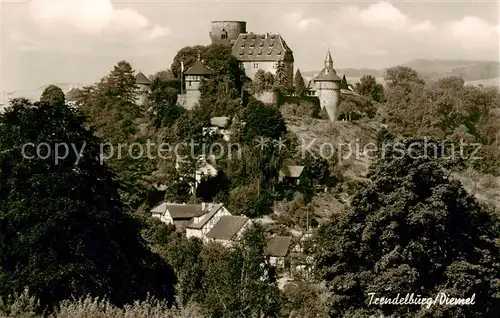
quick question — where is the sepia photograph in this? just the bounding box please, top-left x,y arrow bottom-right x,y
0,0 -> 499,317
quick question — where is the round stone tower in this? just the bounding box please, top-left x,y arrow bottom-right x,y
209,21 -> 246,46
312,50 -> 341,121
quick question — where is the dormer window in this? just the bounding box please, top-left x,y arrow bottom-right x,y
248,49 -> 253,55
257,49 -> 262,55
269,41 -> 274,46
267,50 -> 272,55
277,51 -> 281,55
250,43 -> 255,48
259,42 -> 264,47
242,35 -> 247,39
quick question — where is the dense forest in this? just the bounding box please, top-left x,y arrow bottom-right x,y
0,43 -> 499,317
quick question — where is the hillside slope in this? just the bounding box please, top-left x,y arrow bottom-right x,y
286,118 -> 500,216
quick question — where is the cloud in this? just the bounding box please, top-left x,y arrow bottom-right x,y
25,0 -> 170,46
448,16 -> 500,50
288,2 -> 498,61
355,2 -> 409,31
281,12 -> 322,32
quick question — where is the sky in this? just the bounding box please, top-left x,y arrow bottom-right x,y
1,0 -> 499,96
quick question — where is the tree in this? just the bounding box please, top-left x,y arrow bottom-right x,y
243,98 -> 287,143
200,225 -> 283,316
313,138 -> 500,317
354,75 -> 384,102
384,66 -> 425,90
337,94 -> 377,121
171,45 -> 206,79
252,70 -> 275,94
294,69 -> 306,97
0,98 -> 175,311
150,69 -> 175,82
340,74 -> 349,90
147,77 -> 183,128
40,85 -> 65,106
274,62 -> 289,93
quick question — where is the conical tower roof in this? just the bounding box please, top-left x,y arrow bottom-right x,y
325,49 -> 333,69
313,49 -> 340,82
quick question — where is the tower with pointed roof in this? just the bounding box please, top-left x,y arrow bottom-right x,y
135,71 -> 151,106
308,50 -> 341,121
177,56 -> 213,110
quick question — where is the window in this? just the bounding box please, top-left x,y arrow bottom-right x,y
253,63 -> 259,68
221,29 -> 228,39
188,82 -> 191,87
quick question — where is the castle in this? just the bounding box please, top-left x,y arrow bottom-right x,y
138,20 -> 343,121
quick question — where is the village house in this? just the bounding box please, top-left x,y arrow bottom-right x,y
150,202 -> 208,229
278,163 -> 305,185
205,215 -> 252,248
264,236 -> 293,272
202,116 -> 231,141
185,203 -> 231,241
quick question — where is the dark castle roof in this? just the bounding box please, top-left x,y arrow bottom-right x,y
184,60 -> 213,75
313,68 -> 341,82
232,33 -> 294,62
135,72 -> 151,85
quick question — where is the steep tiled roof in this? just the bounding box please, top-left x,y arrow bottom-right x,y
151,203 -> 206,219
184,60 -> 213,75
135,72 -> 151,85
232,33 -> 294,62
186,203 -> 224,229
206,215 -> 250,240
280,165 -> 304,178
265,236 -> 293,257
313,68 -> 341,82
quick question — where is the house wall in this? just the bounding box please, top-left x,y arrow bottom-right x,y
186,207 -> 231,241
186,228 -> 203,239
160,211 -> 174,224
241,60 -> 293,81
201,208 -> 231,243
185,75 -> 203,91
242,61 -> 276,79
269,256 -> 284,268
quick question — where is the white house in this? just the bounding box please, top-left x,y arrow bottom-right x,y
150,202 -> 208,229
205,215 -> 252,248
185,203 -> 231,241
264,236 -> 293,270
